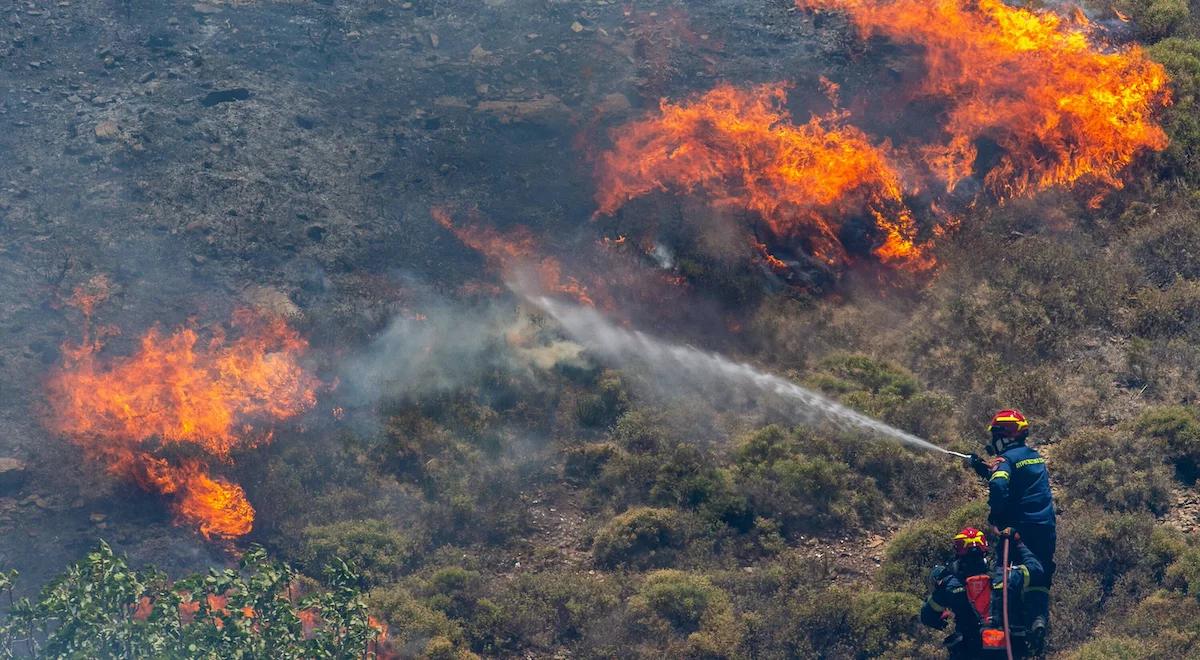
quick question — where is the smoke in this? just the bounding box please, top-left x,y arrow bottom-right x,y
338,293 -> 586,407
529,293 -> 958,456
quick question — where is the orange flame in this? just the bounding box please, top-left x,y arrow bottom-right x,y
594,83 -> 933,271
47,308 -> 319,539
798,0 -> 1171,200
434,207 -> 605,304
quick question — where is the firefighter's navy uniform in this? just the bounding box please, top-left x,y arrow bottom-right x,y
921,544 -> 1044,658
984,444 -> 1056,625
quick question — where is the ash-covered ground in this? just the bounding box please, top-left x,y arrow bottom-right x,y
0,0 -> 844,590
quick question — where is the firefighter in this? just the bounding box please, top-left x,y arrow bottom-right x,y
921,527 -> 1043,659
966,409 -> 1055,654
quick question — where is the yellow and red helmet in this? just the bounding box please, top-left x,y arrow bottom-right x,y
989,409 -> 1029,439
953,527 -> 990,557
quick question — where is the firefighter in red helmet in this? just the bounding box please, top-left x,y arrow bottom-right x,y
965,409 -> 1056,654
921,527 -> 1043,658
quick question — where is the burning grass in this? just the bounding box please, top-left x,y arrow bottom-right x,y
799,0 -> 1172,203
47,294 -> 319,540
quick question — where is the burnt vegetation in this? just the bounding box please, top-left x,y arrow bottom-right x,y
2,0 -> 1200,658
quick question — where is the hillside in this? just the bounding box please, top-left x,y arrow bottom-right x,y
1,0 -> 1200,657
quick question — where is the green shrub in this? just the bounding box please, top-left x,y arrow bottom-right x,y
808,354 -> 955,440
732,426 -> 886,534
1053,509 -> 1163,645
630,570 -> 728,634
628,570 -> 742,657
423,567 -> 485,621
1122,0 -> 1191,41
1165,548 -> 1200,596
612,410 -> 674,454
847,591 -> 924,657
1064,635 -> 1151,660
777,586 -> 927,659
367,584 -> 465,651
1112,591 -> 1200,657
468,572 -> 620,653
1054,428 -> 1173,513
649,444 -> 730,509
1131,280 -> 1200,338
563,442 -> 619,485
298,519 -> 417,586
575,371 -> 629,428
1132,405 -> 1200,476
1148,38 -> 1200,185
876,500 -> 988,596
1147,525 -> 1190,581
593,507 -> 685,569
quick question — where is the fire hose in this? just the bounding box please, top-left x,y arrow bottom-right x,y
1002,535 -> 1014,660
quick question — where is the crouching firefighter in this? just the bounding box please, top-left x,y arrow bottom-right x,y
920,527 -> 1044,659
965,409 -> 1056,654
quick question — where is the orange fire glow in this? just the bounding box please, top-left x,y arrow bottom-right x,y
593,83 -> 933,271
798,0 -> 1171,201
47,306 -> 319,539
434,207 -> 605,305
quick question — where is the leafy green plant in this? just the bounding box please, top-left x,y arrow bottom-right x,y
0,541 -> 381,659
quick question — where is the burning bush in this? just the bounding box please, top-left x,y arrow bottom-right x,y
46,305 -> 319,540
800,0 -> 1172,203
594,83 -> 933,272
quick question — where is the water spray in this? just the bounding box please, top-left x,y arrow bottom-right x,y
530,295 -> 970,461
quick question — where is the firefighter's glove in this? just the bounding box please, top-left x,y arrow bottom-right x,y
993,526 -> 1018,542
966,453 -> 991,480
929,564 -> 949,590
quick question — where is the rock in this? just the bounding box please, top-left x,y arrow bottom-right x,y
20,494 -> 50,509
200,88 -> 251,107
475,95 -> 570,123
0,458 -> 26,494
94,119 -> 119,141
192,3 -> 221,14
596,92 -> 631,115
434,96 -> 470,109
469,44 -> 498,65
242,285 -> 302,319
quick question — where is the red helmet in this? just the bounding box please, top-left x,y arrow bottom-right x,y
954,527 -> 989,557
989,409 -> 1029,440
